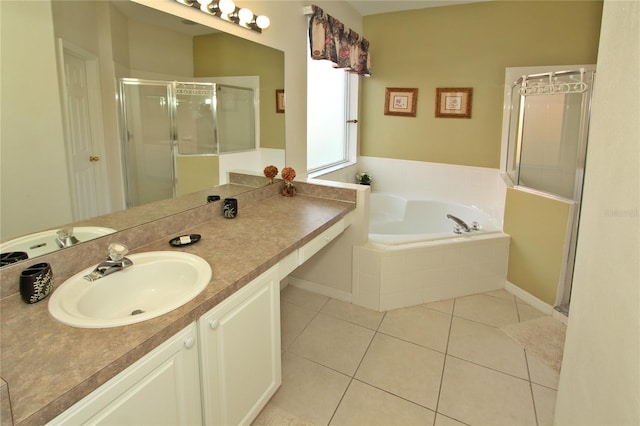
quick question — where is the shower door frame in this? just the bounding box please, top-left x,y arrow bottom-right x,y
500,64 -> 596,311
118,79 -> 178,209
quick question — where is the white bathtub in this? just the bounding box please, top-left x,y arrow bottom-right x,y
352,192 -> 510,312
369,193 -> 500,245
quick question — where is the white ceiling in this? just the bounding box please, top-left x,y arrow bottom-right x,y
344,0 -> 489,16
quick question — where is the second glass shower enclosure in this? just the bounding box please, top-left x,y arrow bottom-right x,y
119,79 -> 255,208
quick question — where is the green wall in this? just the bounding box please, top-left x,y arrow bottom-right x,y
362,1 -> 602,168
193,33 -> 285,150
503,188 -> 574,305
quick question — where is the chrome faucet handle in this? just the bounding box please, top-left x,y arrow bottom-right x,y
108,243 -> 129,261
57,227 -> 73,239
56,227 -> 79,248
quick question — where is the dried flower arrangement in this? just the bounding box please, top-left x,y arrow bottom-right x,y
281,167 -> 297,197
263,165 -> 278,184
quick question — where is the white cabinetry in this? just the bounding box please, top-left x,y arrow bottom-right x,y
49,324 -> 202,425
198,265 -> 281,426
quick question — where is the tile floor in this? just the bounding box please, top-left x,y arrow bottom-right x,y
255,287 -> 562,426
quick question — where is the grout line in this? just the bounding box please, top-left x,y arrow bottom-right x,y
326,311 -> 386,425
432,297 -> 456,425
524,350 -> 541,426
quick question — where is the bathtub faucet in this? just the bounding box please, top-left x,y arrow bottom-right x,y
446,214 -> 470,233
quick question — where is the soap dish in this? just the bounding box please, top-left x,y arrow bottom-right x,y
169,234 -> 201,247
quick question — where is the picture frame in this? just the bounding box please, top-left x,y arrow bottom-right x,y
435,87 -> 473,118
275,89 -> 285,113
384,88 -> 418,117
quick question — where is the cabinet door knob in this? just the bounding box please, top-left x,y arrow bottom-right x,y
184,336 -> 195,349
89,155 -> 100,162
209,319 -> 220,330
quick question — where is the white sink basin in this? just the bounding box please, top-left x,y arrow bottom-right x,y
48,251 -> 212,328
0,226 -> 116,259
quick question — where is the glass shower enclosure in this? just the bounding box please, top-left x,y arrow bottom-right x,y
504,66 -> 596,312
118,79 -> 255,208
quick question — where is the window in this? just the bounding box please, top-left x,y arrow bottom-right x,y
307,46 -> 359,175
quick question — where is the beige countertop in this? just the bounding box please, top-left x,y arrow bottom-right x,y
0,192 -> 355,425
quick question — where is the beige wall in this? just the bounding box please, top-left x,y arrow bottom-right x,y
555,1 -> 639,424
193,33 -> 285,150
176,155 -> 219,196
503,188 -> 573,305
361,1 -> 603,169
0,1 -> 74,240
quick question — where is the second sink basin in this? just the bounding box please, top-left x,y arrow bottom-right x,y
48,251 -> 212,328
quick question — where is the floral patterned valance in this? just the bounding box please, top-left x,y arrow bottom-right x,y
308,5 -> 371,76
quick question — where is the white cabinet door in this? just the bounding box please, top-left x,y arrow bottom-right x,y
199,266 -> 281,426
49,324 -> 202,426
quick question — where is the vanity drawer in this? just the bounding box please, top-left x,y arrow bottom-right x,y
298,219 -> 346,264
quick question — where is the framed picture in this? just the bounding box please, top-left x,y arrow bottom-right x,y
275,89 -> 285,113
435,87 -> 473,118
384,88 -> 418,117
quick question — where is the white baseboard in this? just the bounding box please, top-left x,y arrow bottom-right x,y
504,281 -> 554,316
287,277 -> 352,303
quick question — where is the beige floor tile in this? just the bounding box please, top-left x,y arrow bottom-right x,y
288,313 -> 375,376
330,380 -> 435,426
484,289 -> 516,301
268,351 -> 350,426
252,404 -> 315,426
447,317 -> 528,379
438,356 -> 537,426
434,413 -> 468,425
526,352 -> 560,390
453,294 -> 519,327
517,302 -> 548,322
321,298 -> 385,330
281,285 -> 330,311
281,301 -> 317,350
423,298 -> 455,315
379,305 -> 451,352
355,333 -> 445,410
531,383 -> 558,426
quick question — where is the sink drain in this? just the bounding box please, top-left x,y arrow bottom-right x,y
131,309 -> 145,316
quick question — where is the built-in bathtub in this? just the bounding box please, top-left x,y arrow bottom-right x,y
353,193 -> 511,312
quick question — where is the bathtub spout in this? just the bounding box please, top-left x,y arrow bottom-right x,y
446,214 -> 470,232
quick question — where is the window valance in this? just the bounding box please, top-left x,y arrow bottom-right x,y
308,5 -> 371,76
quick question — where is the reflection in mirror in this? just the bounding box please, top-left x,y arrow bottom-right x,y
0,0 -> 285,266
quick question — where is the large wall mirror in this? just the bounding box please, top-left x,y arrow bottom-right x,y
0,0 -> 285,267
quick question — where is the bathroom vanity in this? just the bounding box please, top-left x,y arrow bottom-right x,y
0,182 -> 357,425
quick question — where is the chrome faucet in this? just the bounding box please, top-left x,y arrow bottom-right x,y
55,227 -> 80,248
446,214 -> 471,233
84,243 -> 133,282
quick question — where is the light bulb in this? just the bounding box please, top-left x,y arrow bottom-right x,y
256,15 -> 270,29
197,0 -> 213,12
238,8 -> 253,24
218,0 -> 235,14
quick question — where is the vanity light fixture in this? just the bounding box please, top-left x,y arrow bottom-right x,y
175,0 -> 270,33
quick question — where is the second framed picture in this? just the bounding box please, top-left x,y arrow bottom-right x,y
384,88 -> 418,117
435,87 -> 473,118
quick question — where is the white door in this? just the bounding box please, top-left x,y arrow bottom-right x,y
57,39 -> 110,221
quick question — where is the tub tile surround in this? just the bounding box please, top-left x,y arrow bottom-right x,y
0,179 -> 358,425
353,233 -> 511,312
262,287 -> 559,426
357,156 -> 507,226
